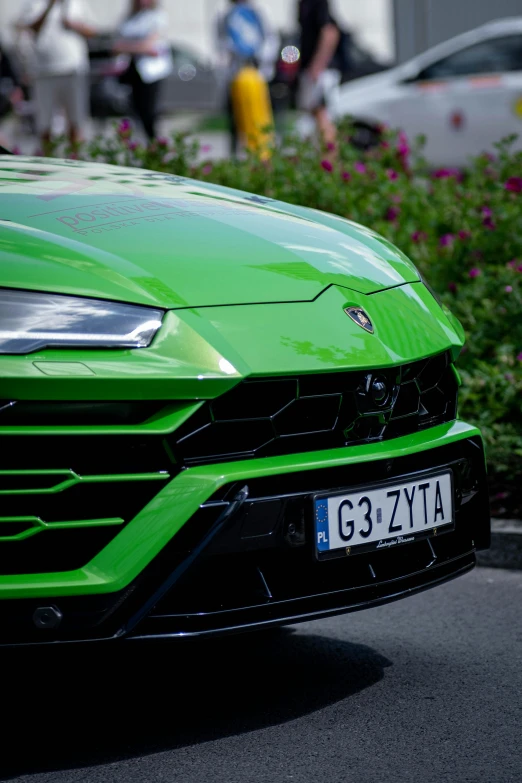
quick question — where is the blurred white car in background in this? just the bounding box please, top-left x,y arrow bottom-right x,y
330,18 -> 522,167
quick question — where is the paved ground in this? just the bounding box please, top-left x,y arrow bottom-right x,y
0,112 -> 229,160
1,565 -> 521,783
479,519 -> 522,570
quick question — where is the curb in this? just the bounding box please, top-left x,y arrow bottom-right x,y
477,519 -> 522,571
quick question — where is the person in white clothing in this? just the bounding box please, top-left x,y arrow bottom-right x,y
113,0 -> 173,141
19,0 -> 96,153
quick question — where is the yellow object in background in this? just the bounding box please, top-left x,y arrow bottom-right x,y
514,97 -> 522,119
230,66 -> 274,159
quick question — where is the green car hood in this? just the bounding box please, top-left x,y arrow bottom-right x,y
0,157 -> 419,308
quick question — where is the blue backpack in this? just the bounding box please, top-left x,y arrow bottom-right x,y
225,5 -> 264,60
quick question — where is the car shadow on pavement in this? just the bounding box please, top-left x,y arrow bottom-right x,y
0,628 -> 392,779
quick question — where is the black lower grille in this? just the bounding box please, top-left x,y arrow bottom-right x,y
0,478 -> 169,574
141,437 -> 487,633
172,352 -> 458,465
0,430 -> 173,573
0,437 -> 489,644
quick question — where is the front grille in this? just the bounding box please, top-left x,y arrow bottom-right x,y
172,352 -> 458,465
0,352 -> 457,576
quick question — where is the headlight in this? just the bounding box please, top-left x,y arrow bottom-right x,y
0,289 -> 164,355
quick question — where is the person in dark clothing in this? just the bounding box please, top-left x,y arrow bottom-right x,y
0,46 -> 24,148
0,47 -> 23,120
125,59 -> 163,140
298,0 -> 340,146
113,0 -> 173,141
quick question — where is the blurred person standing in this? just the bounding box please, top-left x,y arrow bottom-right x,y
0,45 -> 24,146
216,0 -> 277,156
298,0 -> 340,147
18,0 -> 96,154
113,0 -> 173,142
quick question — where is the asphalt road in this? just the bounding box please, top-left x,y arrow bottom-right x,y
2,565 -> 521,783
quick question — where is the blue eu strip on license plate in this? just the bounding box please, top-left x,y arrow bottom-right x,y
315,471 -> 454,556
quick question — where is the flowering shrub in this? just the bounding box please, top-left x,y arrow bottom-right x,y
54,121 -> 522,507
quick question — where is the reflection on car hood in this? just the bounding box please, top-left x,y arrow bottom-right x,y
0,157 -> 419,308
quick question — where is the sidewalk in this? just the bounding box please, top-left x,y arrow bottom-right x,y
478,518 -> 522,570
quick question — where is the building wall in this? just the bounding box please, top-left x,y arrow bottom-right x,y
2,0 -> 394,62
394,0 -> 522,62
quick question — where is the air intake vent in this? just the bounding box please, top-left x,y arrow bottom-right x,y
172,352 -> 458,465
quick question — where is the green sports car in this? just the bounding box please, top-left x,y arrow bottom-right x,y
0,156 -> 489,644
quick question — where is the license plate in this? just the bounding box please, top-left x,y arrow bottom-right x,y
314,471 -> 454,558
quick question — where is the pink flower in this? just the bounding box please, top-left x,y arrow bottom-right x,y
341,171 -> 351,181
458,230 -> 471,240
518,264 -> 522,273
518,352 -> 522,361
507,260 -> 517,268
387,169 -> 398,181
157,136 -> 169,147
469,267 -> 481,278
385,206 -> 400,222
505,285 -> 513,293
481,205 -> 492,217
434,168 -> 460,179
127,140 -> 140,151
506,177 -> 522,193
411,230 -> 427,243
448,282 -> 457,293
483,216 -> 496,230
201,144 -> 212,153
380,140 -> 390,150
202,163 -> 213,175
439,234 -> 455,247
354,162 -> 366,174
118,118 -> 132,137
397,130 -> 410,158
321,159 -> 333,172
11,145 -> 21,155
326,142 -> 336,152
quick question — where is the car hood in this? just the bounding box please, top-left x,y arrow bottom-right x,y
0,157 -> 419,308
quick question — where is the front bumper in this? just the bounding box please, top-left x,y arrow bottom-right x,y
0,422 -> 489,645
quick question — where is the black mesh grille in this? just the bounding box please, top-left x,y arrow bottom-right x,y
0,352 -> 457,576
172,352 -> 458,465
